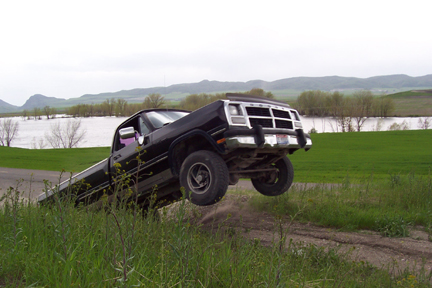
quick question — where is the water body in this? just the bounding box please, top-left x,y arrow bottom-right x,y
7,115 -> 128,149
301,116 -> 426,133
3,115 -> 428,149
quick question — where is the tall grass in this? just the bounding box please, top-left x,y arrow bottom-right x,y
252,171 -> 432,237
2,185 -> 430,287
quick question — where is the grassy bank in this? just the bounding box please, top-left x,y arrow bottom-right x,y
1,189 -> 430,287
0,146 -> 110,172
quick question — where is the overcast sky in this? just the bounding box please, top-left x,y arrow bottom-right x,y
1,0 -> 431,106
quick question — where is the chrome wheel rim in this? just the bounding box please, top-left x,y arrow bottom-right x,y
187,162 -> 211,194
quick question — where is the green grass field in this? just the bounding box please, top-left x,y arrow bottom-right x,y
1,129 -> 431,183
289,129 -> 432,183
0,146 -> 110,172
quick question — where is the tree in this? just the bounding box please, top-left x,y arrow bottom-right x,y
0,119 -> 19,147
336,97 -> 354,132
143,93 -> 165,108
179,93 -> 226,111
373,97 -> 395,117
245,88 -> 274,99
33,107 -> 42,120
22,109 -> 29,120
296,90 -> 330,116
388,120 -> 409,131
43,105 -> 57,119
327,91 -> 344,117
101,99 -> 115,116
115,99 -> 128,116
417,117 -> 431,129
45,119 -> 86,148
381,97 -> 395,117
352,90 -> 374,131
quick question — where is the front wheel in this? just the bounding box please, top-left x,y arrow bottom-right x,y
251,156 -> 294,196
179,150 -> 229,206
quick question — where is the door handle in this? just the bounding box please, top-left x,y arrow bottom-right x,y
113,155 -> 121,161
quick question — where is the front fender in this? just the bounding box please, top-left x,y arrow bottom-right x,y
168,129 -> 225,177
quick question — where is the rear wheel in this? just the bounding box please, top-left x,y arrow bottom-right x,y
179,150 -> 229,206
251,156 -> 293,196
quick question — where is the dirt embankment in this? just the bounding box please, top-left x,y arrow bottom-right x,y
191,195 -> 432,276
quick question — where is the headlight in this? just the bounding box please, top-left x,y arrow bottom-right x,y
228,104 -> 242,116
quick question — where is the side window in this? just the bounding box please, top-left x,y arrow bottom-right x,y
140,119 -> 150,135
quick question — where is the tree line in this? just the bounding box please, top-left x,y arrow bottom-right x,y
22,106 -> 58,120
178,88 -> 274,111
66,93 -> 167,118
16,88 -> 397,136
294,90 -> 395,132
60,89 -> 274,118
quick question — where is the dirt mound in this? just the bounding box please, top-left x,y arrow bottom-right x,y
191,195 -> 432,275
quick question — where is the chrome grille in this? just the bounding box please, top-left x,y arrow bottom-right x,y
246,107 -> 271,117
249,118 -> 273,128
244,106 -> 295,130
275,120 -> 293,129
272,109 -> 291,119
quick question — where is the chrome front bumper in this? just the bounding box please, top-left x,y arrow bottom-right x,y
225,134 -> 312,149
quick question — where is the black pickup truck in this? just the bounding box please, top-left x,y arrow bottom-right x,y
38,93 -> 312,208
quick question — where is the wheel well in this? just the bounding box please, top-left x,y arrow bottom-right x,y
170,134 -> 218,177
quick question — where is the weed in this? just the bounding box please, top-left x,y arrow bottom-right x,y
0,179 -> 24,247
390,172 -> 402,187
375,215 -> 411,237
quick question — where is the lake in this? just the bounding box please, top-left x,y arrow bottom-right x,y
3,115 -> 427,149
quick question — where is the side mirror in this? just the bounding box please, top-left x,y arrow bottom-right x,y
138,135 -> 144,145
119,127 -> 135,139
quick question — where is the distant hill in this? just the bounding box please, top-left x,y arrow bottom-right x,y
20,94 -> 67,110
0,99 -> 18,113
1,74 -> 432,113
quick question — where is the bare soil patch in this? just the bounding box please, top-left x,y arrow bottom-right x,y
190,195 -> 432,276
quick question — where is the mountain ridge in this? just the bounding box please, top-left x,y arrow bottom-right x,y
1,74 -> 432,113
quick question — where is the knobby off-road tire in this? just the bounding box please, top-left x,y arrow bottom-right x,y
179,150 -> 229,206
251,155 -> 294,196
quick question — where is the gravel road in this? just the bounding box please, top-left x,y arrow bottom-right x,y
0,167 -> 332,201
0,167 -> 73,200
0,167 -> 257,201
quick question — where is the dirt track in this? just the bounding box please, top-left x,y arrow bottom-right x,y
191,195 -> 432,277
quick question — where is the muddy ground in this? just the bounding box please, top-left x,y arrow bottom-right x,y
188,194 -> 432,277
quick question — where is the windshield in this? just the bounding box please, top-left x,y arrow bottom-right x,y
146,111 -> 189,128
